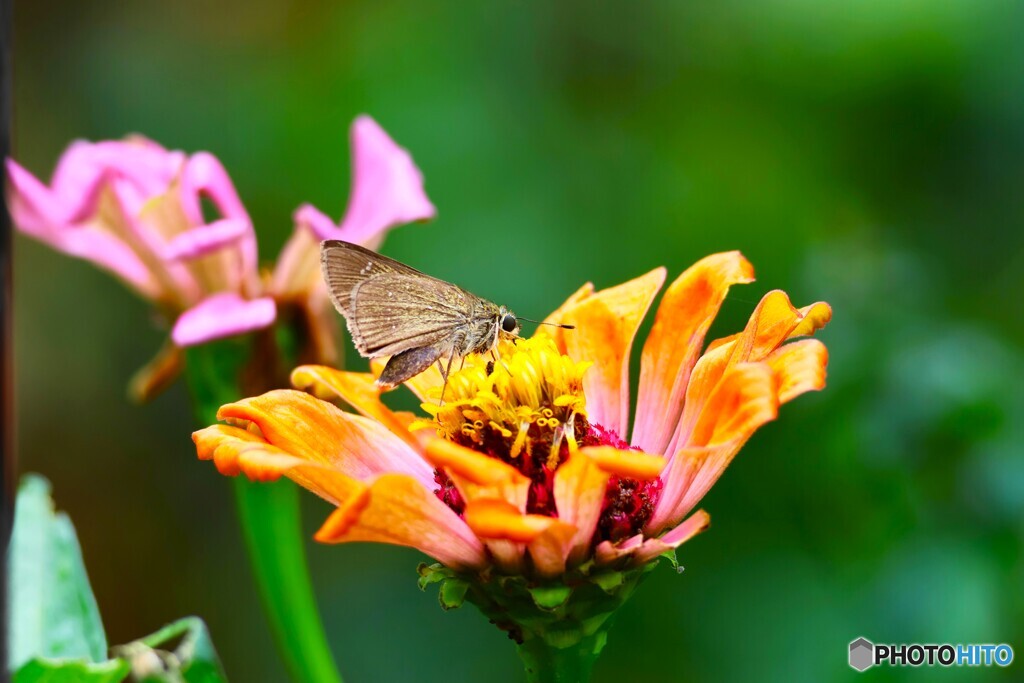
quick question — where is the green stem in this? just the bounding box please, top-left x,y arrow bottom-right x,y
515,632 -> 605,683
186,339 -> 343,683
232,478 -> 341,683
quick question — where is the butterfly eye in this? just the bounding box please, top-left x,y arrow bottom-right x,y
501,314 -> 518,333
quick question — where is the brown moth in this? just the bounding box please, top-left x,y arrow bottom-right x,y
320,240 -> 572,395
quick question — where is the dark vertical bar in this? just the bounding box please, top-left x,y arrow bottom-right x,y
0,0 -> 12,676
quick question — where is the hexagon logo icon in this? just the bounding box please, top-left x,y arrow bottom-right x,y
849,637 -> 874,672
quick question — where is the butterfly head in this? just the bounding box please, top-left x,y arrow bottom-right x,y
498,306 -> 520,339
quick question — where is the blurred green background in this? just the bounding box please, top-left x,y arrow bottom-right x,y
12,1 -> 1024,681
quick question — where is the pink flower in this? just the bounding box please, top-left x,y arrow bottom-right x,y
8,117 -> 436,394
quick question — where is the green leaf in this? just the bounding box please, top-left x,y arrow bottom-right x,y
113,617 -> 227,683
9,475 -> 109,671
13,658 -> 130,683
528,585 -> 573,610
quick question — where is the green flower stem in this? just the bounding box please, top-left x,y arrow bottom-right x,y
186,339 -> 343,683
515,632 -> 605,683
232,478 -> 341,683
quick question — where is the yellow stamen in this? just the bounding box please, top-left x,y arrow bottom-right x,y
425,337 -> 589,461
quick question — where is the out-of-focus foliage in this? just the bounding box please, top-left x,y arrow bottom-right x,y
8,476 -> 227,683
13,1 -> 1023,680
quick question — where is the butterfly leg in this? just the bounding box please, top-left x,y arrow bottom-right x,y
490,347 -> 512,375
438,348 -> 459,406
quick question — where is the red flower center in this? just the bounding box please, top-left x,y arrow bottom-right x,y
433,416 -> 662,547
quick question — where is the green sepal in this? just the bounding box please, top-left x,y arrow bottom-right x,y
588,570 -> 624,594
528,584 -> 573,611
416,562 -> 454,590
438,579 -> 469,610
418,555 -> 681,682
113,616 -> 227,683
659,548 -> 682,572
12,658 -> 131,683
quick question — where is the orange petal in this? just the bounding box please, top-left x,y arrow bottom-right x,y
768,339 -> 829,404
553,450 -> 613,565
648,364 -> 776,533
193,424 -> 362,505
689,363 -> 778,449
315,473 -> 487,571
633,252 -> 754,454
290,365 -> 420,449
217,389 -> 434,486
527,519 -> 576,578
553,446 -> 665,564
538,282 -> 595,354
424,438 -> 531,512
632,510 -> 710,564
667,290 -> 802,454
579,445 -> 666,480
648,437 -> 751,534
464,498 -> 569,543
790,302 -> 832,338
561,268 -> 666,436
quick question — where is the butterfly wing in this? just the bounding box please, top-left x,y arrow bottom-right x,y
321,240 -> 428,317
321,240 -> 488,358
348,273 -> 476,357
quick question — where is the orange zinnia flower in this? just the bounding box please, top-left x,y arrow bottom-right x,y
193,251 -> 830,663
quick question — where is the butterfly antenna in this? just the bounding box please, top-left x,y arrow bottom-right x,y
519,316 -> 575,330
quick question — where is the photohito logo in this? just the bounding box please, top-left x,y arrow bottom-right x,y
848,637 -> 1014,671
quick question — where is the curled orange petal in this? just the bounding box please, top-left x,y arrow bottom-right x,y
633,251 -> 754,454
561,268 -> 666,436
193,424 -> 362,505
314,473 -> 486,571
217,389 -> 434,486
290,364 -> 419,449
668,290 -> 811,455
768,339 -> 829,404
790,302 -> 832,338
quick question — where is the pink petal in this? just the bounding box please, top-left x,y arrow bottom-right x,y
162,218 -> 251,262
6,159 -> 164,299
46,139 -> 183,223
52,138 -> 183,207
6,157 -> 101,235
268,206 -> 331,299
178,152 -> 258,290
171,293 -> 276,346
594,533 -> 645,565
304,116 -> 436,249
632,510 -> 710,565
